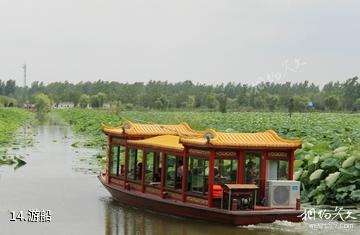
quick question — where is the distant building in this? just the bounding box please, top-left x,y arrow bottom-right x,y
103,103 -> 111,109
24,103 -> 35,111
54,102 -> 75,109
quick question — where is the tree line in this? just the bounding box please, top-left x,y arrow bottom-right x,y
1,77 -> 360,113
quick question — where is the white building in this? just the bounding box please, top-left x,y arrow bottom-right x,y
54,102 -> 75,109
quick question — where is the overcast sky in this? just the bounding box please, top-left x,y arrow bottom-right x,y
0,0 -> 359,86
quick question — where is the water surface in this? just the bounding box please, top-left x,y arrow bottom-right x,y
0,124 -> 358,235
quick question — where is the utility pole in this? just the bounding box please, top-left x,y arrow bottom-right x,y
23,64 -> 27,87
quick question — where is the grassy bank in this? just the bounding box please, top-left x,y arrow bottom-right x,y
56,109 -> 360,206
0,108 -> 33,167
0,108 -> 32,145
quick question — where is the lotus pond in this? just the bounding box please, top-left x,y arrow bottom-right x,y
0,108 -> 33,168
56,109 -> 360,206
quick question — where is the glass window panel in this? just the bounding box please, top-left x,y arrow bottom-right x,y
145,152 -> 155,183
110,146 -> 119,176
165,155 -> 176,188
214,159 -> 238,184
128,149 -> 143,180
187,157 -> 209,195
267,160 -> 289,180
244,152 -> 261,186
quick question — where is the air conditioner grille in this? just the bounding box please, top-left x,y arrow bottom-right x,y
273,185 -> 290,205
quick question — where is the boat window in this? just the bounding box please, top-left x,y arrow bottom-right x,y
267,160 -> 289,180
165,155 -> 181,189
127,148 -> 143,181
214,159 -> 238,184
187,157 -> 209,195
110,145 -> 125,177
244,152 -> 261,186
145,152 -> 161,183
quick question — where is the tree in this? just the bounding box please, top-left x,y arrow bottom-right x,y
354,98 -> 360,111
97,92 -> 107,107
288,98 -> 294,117
155,95 -> 169,110
33,93 -> 51,116
342,77 -> 360,110
324,95 -> 339,111
4,80 -> 16,96
90,95 -> 99,108
79,94 -> 90,108
111,100 -> 123,115
217,93 -> 227,113
292,96 -> 308,112
205,93 -> 218,109
186,96 -> 195,109
266,95 -> 279,111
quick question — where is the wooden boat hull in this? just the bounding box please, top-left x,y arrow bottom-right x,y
98,176 -> 303,226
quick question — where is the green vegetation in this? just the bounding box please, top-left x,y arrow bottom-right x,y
0,95 -> 17,107
56,109 -> 360,205
33,93 -> 51,118
0,108 -> 31,144
0,108 -> 33,167
56,109 -> 122,147
2,77 -> 360,113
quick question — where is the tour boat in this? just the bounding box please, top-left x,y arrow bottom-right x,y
99,120 -> 304,225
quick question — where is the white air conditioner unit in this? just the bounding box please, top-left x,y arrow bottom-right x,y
265,180 -> 300,208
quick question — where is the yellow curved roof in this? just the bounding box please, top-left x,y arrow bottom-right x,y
103,120 -> 201,138
180,129 -> 302,148
128,135 -> 184,152
103,120 -> 302,149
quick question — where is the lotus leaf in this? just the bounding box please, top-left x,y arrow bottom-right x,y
334,146 -> 349,153
294,169 -> 303,180
333,151 -> 347,159
294,159 -> 304,169
303,142 -> 314,150
309,182 -> 326,198
355,160 -> 360,170
320,158 -> 340,169
336,185 -> 356,192
312,156 -> 320,164
342,156 -> 356,168
339,166 -> 360,177
350,190 -> 360,201
321,152 -> 333,160
351,151 -> 360,158
309,169 -> 324,181
325,171 -> 340,187
314,193 -> 326,205
300,170 -> 309,180
336,192 -> 348,201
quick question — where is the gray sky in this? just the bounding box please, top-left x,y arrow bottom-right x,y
0,0 -> 359,86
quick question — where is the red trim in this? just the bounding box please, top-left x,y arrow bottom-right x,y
106,136 -> 112,184
267,156 -> 289,161
181,148 -> 188,202
141,148 -> 145,193
260,150 -> 268,201
289,150 -> 295,180
237,150 -> 244,183
124,145 -> 129,189
208,149 -> 215,207
160,153 -> 165,198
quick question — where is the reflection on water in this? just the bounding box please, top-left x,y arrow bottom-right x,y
0,122 -> 359,235
103,197 -> 360,235
103,198 -> 306,235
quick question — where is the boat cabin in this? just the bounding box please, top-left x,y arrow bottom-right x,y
102,120 -> 302,211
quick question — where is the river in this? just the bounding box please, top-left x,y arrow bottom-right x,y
0,123 -> 359,235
